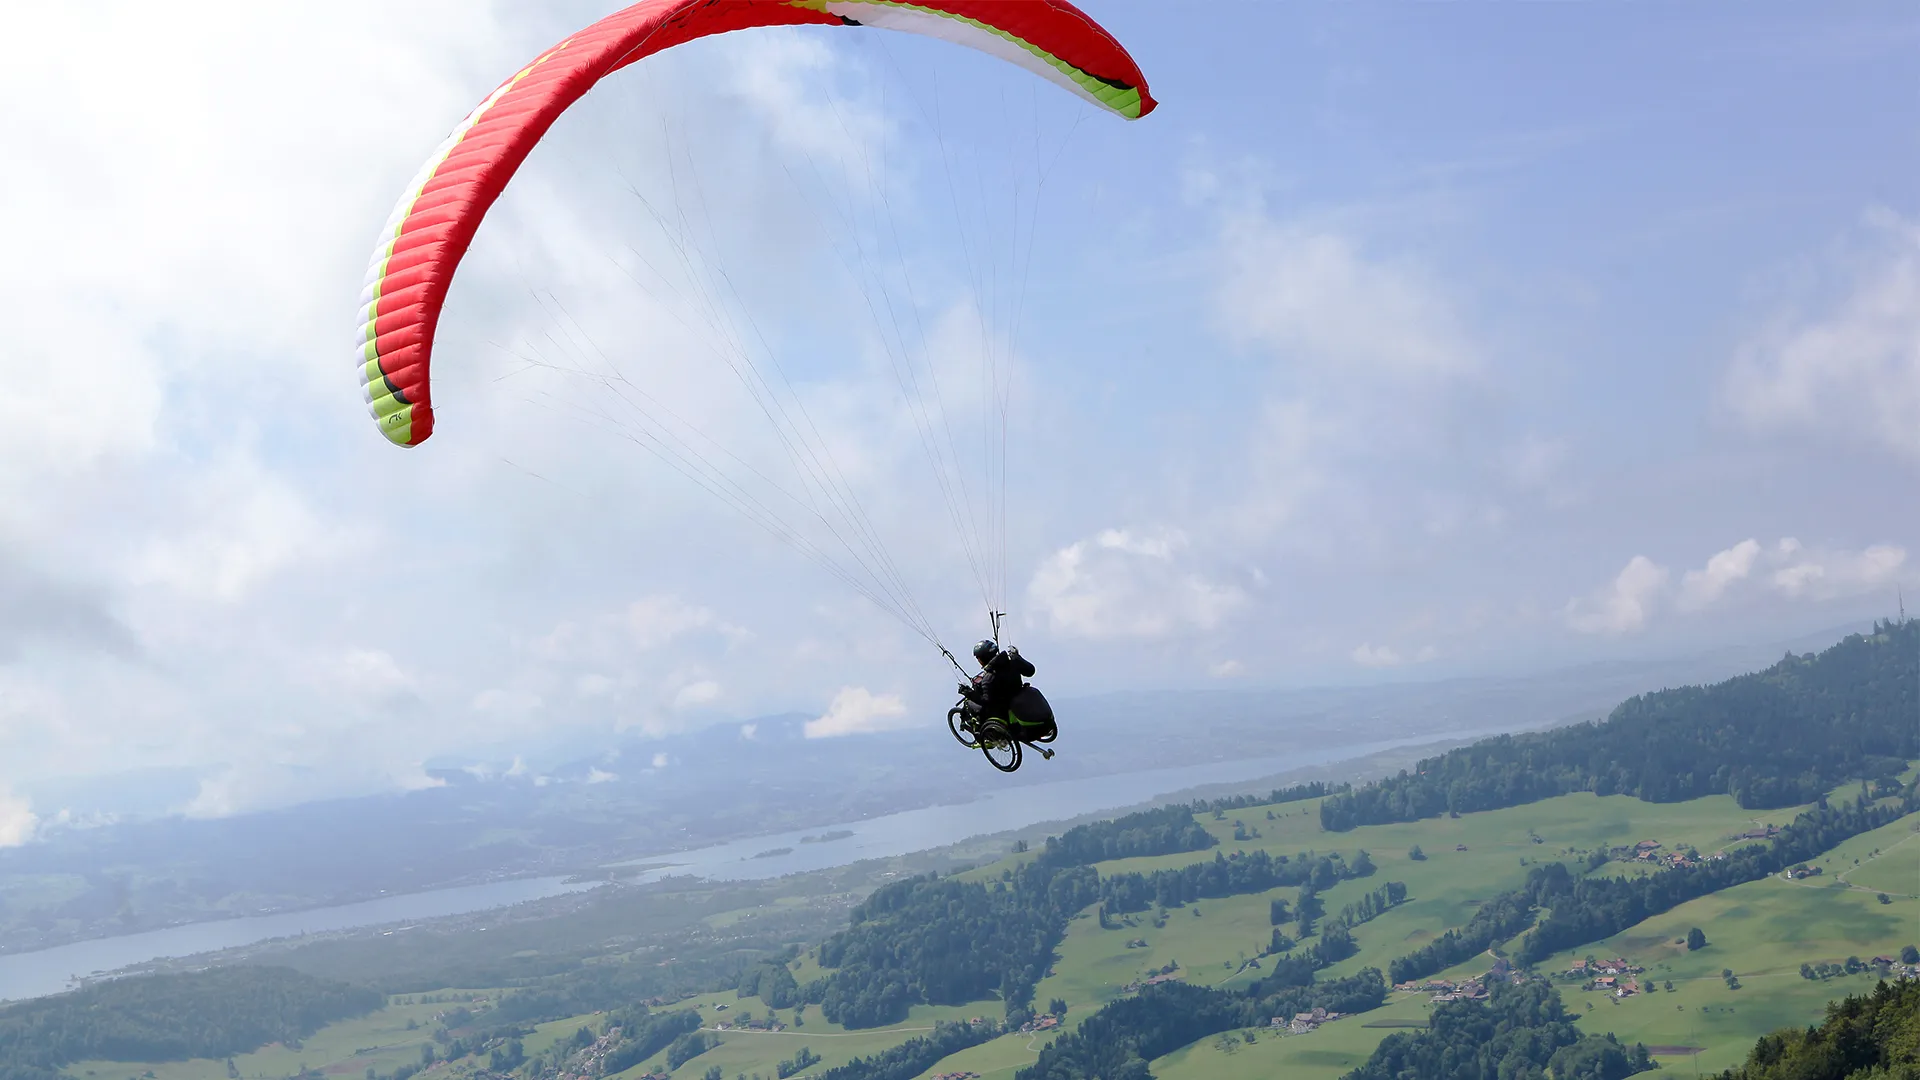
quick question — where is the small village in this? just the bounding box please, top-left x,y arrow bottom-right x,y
1393,976 -> 1492,1002
1567,956 -> 1648,997
1605,827 -> 1795,872
1273,1006 -> 1347,1034
1018,1014 -> 1063,1034
1626,839 -> 1696,869
1392,957 -> 1531,1003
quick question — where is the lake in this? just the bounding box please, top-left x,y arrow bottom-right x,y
0,731 -> 1461,1002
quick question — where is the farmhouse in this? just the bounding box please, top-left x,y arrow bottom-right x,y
1283,1006 -> 1345,1033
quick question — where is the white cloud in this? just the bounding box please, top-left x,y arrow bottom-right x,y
539,597 -> 748,665
1218,398 -> 1343,545
673,680 -> 722,709
804,686 -> 911,738
180,760 -> 444,820
1678,539 -> 1763,612
394,766 -> 450,793
587,766 -> 619,784
1216,218 -> 1480,381
1676,537 -> 1905,610
1350,643 -> 1403,668
1198,199 -> 1500,566
1350,643 -> 1439,668
130,459 -> 368,605
1564,555 -> 1670,635
624,598 -> 749,654
0,786 -> 36,847
472,688 -> 544,716
1208,659 -> 1244,678
728,33 -> 891,199
1769,539 -> 1906,600
1724,209 -> 1920,462
740,723 -> 759,740
0,4 -> 508,506
1028,529 -> 1246,640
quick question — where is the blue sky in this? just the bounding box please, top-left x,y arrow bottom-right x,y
0,1 -> 1915,830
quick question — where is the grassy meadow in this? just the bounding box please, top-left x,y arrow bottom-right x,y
52,779 -> 1918,1080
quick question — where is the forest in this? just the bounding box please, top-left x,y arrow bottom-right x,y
1030,806 -> 1218,870
809,824 -> 1377,1029
813,869 -> 1088,1028
1712,977 -> 1920,1078
1320,620 -> 1919,829
0,968 -> 382,1080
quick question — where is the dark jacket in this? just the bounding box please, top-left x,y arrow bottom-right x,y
970,647 -> 1035,717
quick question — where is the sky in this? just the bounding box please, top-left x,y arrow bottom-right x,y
0,1 -> 1916,836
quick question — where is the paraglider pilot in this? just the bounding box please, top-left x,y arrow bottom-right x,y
962,638 -> 1035,723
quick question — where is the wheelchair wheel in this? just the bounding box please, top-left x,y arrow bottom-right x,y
947,706 -> 979,749
977,720 -> 1022,773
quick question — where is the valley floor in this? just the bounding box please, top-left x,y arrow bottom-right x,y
57,772 -> 1920,1080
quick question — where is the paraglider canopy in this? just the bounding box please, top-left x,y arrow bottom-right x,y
357,0 -> 1156,449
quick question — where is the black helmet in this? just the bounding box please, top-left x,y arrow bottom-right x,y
973,639 -> 999,665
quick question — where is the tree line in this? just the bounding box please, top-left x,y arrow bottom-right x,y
1185,781 -> 1350,816
1514,790 -> 1917,964
597,1008 -> 703,1075
1328,881 -> 1407,934
813,1020 -> 1002,1080
1387,879 -> 1541,985
1018,969 -> 1387,1080
1320,620 -> 1919,831
1095,849 -> 1370,916
1384,788 -> 1915,985
1345,977 -> 1654,1080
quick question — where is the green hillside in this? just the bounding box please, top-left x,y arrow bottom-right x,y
21,623 -> 1920,1080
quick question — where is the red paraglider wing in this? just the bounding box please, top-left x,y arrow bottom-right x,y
357,0 -> 1155,447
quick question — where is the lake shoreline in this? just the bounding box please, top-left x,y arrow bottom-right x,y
0,730 -> 1486,1003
